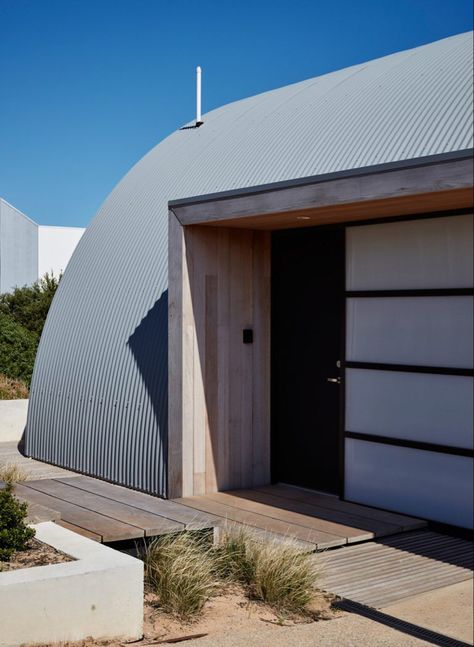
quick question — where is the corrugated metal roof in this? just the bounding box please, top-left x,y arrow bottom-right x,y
25,32 -> 474,496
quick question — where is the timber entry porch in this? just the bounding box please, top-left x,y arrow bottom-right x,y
14,473 -> 424,547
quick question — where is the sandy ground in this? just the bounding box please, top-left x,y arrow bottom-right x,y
14,579 -> 474,646
381,579 -> 474,645
179,612 -> 443,647
30,587 -> 338,646
0,538 -> 72,572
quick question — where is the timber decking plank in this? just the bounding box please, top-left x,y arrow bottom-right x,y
56,520 -> 102,542
174,495 -> 344,548
321,548 -> 474,586
19,499 -> 61,524
256,484 -> 425,531
214,522 -> 316,552
55,475 -> 218,530
318,530 -> 473,608
208,491 -> 374,542
14,483 -> 138,542
321,543 -> 473,578
223,489 -> 400,538
23,479 -> 184,537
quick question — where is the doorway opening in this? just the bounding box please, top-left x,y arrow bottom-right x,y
271,225 -> 345,495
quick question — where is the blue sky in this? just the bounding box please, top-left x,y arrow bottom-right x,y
0,1 -> 472,227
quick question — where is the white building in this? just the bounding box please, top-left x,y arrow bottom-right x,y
0,198 -> 85,292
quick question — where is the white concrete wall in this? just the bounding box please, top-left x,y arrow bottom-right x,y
0,400 -> 28,443
38,225 -> 85,278
0,199 -> 38,292
0,522 -> 144,646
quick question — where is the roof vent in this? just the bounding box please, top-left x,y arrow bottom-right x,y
196,66 -> 203,127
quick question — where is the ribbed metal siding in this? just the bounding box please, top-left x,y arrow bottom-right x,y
25,32 -> 474,497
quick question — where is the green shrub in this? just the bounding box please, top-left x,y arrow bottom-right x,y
0,272 -> 60,338
0,313 -> 38,385
0,273 -> 60,389
0,373 -> 29,399
0,484 -> 35,561
144,532 -> 217,618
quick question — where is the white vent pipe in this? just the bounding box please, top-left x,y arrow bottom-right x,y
196,66 -> 203,126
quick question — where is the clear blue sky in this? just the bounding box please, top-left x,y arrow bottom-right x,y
0,0 -> 472,227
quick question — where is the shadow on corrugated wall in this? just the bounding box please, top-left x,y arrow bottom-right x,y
127,289 -> 168,496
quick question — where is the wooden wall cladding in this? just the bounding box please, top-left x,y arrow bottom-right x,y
168,214 -> 271,497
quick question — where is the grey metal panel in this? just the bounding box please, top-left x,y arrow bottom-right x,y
0,199 -> 38,293
25,32 -> 474,497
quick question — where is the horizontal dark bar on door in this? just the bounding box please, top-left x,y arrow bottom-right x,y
345,431 -> 474,458
346,288 -> 474,298
344,361 -> 474,377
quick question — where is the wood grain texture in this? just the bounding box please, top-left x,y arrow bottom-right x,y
22,479 -> 184,536
15,483 -> 140,542
168,211 -> 186,498
172,158 -> 473,227
168,217 -> 271,497
256,484 -> 427,531
174,495 -> 344,548
56,519 -> 102,542
198,188 -> 473,230
174,485 -> 426,551
319,530 -> 473,608
205,491 -> 374,542
217,490 -> 400,538
56,475 -> 218,530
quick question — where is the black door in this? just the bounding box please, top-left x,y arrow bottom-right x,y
271,226 -> 345,495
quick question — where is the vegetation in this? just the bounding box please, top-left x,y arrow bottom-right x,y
145,532 -> 217,618
216,529 -> 317,612
144,527 -> 318,619
0,374 -> 29,400
0,273 -> 60,338
0,273 -> 60,392
0,463 -> 29,485
0,483 -> 35,561
0,314 -> 37,385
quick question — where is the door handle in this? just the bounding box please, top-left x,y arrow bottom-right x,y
327,377 -> 341,384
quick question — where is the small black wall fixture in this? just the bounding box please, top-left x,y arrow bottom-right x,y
243,329 -> 253,344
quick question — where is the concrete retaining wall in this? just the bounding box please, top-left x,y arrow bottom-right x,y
0,400 -> 28,443
0,522 -> 143,646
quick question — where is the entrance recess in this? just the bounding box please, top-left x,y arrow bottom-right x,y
272,226 -> 345,495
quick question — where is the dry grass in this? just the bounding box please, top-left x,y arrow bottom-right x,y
0,462 -> 30,484
144,532 -> 217,619
0,373 -> 28,400
214,526 -> 256,584
216,528 -> 318,613
143,527 -> 319,620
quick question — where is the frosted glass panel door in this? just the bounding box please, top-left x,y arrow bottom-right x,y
345,369 -> 474,448
346,213 -> 474,290
346,296 -> 473,368
344,213 -> 474,529
345,439 -> 474,528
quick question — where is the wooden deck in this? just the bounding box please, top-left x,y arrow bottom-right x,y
5,443 -> 471,607
175,485 -> 426,550
12,475 -> 424,547
3,438 -> 425,546
14,476 -> 217,542
318,529 -> 473,608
